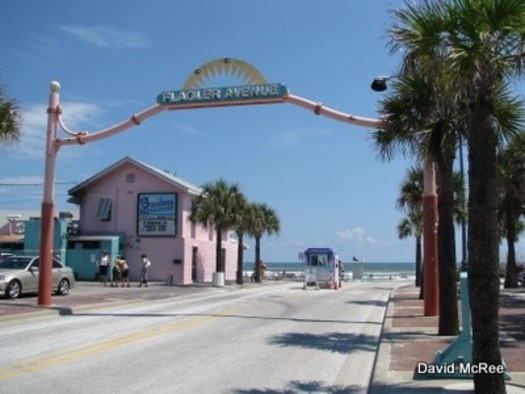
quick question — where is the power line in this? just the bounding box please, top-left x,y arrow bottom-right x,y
0,182 -> 77,186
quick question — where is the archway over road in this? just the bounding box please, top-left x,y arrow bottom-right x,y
38,57 -> 438,316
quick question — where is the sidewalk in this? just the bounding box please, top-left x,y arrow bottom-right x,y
369,284 -> 525,393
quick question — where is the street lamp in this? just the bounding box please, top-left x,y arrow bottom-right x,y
370,76 -> 391,92
371,75 -> 439,317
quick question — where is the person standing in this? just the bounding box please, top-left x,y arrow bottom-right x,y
98,251 -> 110,286
259,260 -> 267,280
118,255 -> 130,288
337,260 -> 345,288
111,257 -> 120,288
139,254 -> 151,287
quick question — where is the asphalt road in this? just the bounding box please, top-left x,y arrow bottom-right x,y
0,280 -> 410,394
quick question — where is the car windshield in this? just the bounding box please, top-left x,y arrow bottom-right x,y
0,257 -> 32,270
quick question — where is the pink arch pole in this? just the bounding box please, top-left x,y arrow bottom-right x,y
284,93 -> 383,128
39,82 -> 167,305
39,83 -> 438,317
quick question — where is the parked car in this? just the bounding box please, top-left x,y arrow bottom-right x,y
0,253 -> 14,264
518,270 -> 525,285
0,255 -> 75,299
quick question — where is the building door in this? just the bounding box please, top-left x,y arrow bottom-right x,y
191,247 -> 198,282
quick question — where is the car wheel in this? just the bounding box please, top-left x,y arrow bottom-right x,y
57,279 -> 70,296
5,280 -> 21,299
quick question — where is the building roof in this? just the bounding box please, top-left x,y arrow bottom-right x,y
0,211 -> 39,224
0,215 -> 25,244
0,234 -> 23,244
68,235 -> 120,241
68,156 -> 202,201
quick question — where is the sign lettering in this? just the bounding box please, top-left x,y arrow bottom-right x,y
157,83 -> 287,106
137,193 -> 177,236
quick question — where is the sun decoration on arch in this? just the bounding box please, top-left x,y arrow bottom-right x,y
182,58 -> 267,89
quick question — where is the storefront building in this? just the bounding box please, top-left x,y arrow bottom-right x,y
66,156 -> 239,284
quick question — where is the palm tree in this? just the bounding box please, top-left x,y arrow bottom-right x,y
498,132 -> 525,288
397,213 -> 423,286
386,1 -> 525,391
396,163 -> 466,310
396,166 -> 423,287
189,179 -> 246,274
373,64 -> 462,336
246,203 -> 281,283
0,86 -> 20,145
232,196 -> 250,285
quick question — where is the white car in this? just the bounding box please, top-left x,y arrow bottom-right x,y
0,253 -> 14,263
0,255 -> 75,299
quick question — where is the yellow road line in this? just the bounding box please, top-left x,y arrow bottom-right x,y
0,314 -> 215,382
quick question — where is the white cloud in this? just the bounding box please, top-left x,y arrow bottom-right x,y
337,227 -> 378,244
266,127 -> 332,149
12,101 -> 105,159
173,123 -> 199,135
30,35 -> 64,57
60,25 -> 151,49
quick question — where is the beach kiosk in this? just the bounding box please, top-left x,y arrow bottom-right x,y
302,248 -> 341,289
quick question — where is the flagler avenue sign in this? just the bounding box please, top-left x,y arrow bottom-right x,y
157,83 -> 288,107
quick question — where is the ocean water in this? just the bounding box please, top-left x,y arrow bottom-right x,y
243,261 -> 415,275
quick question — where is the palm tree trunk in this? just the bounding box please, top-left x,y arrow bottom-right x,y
437,156 -> 459,336
419,262 -> 424,300
415,235 -> 422,287
216,229 -> 224,272
236,232 -> 244,285
468,110 -> 505,393
504,196 -> 518,288
254,236 -> 261,283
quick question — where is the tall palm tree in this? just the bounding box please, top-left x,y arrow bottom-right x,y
0,86 -> 20,145
498,132 -> 525,288
246,203 -> 281,283
387,1 -> 525,391
189,179 -> 246,274
396,166 -> 423,287
373,63 -> 462,336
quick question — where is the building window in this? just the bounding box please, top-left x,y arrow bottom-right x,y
191,221 -> 196,239
126,173 -> 135,183
96,198 -> 112,221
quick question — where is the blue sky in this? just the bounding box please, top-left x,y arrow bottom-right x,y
2,0 -> 519,264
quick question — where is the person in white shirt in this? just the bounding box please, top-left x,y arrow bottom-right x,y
139,254 -> 151,288
98,251 -> 110,286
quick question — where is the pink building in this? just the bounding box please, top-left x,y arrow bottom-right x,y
67,156 -> 239,285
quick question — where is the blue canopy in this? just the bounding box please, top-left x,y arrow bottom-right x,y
304,248 -> 334,260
